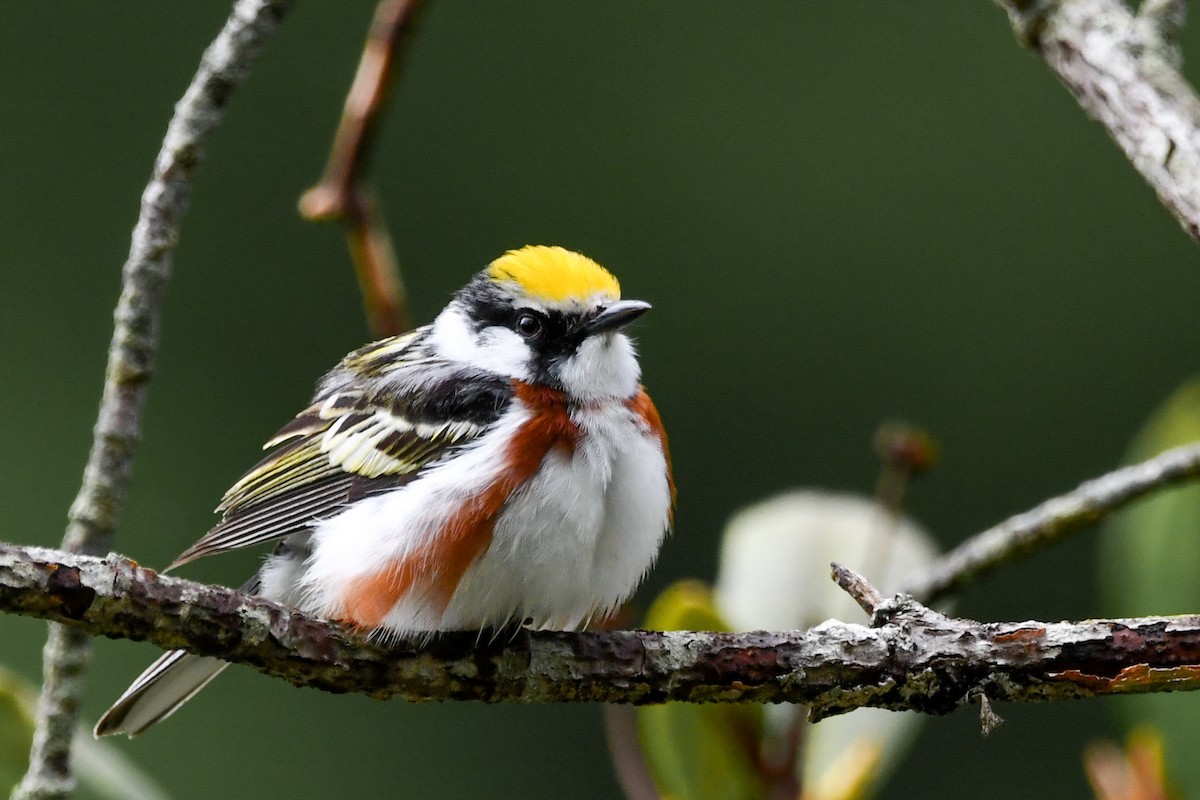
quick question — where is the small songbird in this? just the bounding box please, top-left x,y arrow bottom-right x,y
95,245 -> 673,737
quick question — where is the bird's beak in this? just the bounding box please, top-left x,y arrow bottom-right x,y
586,300 -> 651,335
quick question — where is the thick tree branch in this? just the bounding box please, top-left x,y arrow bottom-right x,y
3,542 -> 1200,722
995,0 -> 1200,243
903,441 -> 1200,604
14,2 -> 292,798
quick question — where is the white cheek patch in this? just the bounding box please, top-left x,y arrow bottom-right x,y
477,328 -> 531,376
428,306 -> 532,381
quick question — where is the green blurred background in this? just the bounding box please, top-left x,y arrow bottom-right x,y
2,2 -> 1198,798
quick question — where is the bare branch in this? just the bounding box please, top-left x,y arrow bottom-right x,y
4,542 -> 1200,721
299,0 -> 422,336
13,2 -> 292,798
830,562 -> 884,617
903,442 -> 1200,604
603,705 -> 662,800
995,0 -> 1200,243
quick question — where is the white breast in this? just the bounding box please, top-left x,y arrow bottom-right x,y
291,410 -> 529,631
438,400 -> 671,631
280,397 -> 670,636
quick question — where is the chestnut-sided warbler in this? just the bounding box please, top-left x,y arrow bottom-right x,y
95,245 -> 674,737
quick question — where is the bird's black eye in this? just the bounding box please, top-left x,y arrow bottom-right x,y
515,312 -> 544,339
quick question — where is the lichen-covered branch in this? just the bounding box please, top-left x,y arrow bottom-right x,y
13,2 -> 292,798
3,542 -> 1200,721
995,0 -> 1200,242
903,441 -> 1200,604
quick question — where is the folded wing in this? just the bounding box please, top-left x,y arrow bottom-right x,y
168,334 -> 513,569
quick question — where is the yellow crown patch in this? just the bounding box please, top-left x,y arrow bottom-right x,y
488,245 -> 621,304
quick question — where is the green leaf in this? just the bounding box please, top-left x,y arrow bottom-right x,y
0,668 -> 36,797
1098,378 -> 1200,796
636,581 -> 766,800
1099,380 -> 1200,617
0,666 -> 170,800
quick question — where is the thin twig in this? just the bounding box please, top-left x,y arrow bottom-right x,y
299,0 -> 421,336
4,543 -> 1200,720
903,442 -> 1200,605
11,2 -> 291,798
872,420 -> 938,516
603,705 -> 662,800
995,0 -> 1200,243
831,562 -> 884,617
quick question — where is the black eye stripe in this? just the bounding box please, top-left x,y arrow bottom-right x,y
461,289 -> 586,360
494,308 -> 571,341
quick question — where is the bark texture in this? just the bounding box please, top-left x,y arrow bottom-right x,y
3,543 -> 1200,721
996,0 -> 1200,241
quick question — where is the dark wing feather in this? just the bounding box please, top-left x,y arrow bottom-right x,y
168,334 -> 513,570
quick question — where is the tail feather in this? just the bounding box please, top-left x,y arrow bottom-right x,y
94,650 -> 228,738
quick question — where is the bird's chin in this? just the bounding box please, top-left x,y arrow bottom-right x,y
556,333 -> 642,402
